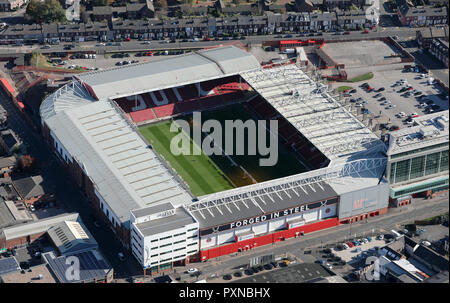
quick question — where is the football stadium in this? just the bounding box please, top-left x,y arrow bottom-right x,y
40,45 -> 390,274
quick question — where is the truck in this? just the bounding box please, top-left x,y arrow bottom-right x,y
283,48 -> 295,54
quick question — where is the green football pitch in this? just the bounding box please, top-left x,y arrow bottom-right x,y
139,121 -> 235,197
139,104 -> 309,197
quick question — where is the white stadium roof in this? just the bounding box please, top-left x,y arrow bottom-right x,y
43,98 -> 192,225
75,46 -> 260,100
40,46 -> 260,226
240,65 -> 386,164
40,47 -> 387,229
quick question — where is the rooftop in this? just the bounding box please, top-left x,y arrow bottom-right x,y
42,100 -> 192,225
187,158 -> 386,229
0,264 -> 57,283
387,110 -> 449,156
75,46 -> 260,100
0,257 -> 20,277
134,207 -> 197,237
47,220 -> 98,255
11,175 -> 47,200
44,250 -> 112,283
240,64 -> 386,163
0,213 -> 80,242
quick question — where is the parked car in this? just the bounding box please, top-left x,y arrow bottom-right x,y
187,268 -> 198,273
421,241 -> 431,247
223,274 -> 232,280
233,271 -> 243,277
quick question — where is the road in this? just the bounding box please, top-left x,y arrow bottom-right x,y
0,90 -> 143,280
0,26 -> 431,55
175,194 -> 448,283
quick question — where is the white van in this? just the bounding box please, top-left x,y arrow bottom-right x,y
390,230 -> 402,240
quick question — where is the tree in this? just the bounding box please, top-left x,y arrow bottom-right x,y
154,0 -> 168,10
26,0 -> 66,24
80,5 -> 89,23
19,155 -> 36,171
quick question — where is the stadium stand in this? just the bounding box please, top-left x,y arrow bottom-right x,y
114,75 -> 251,123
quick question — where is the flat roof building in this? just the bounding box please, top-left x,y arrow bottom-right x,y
386,110 -> 449,200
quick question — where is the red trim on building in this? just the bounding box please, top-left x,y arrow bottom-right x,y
0,78 -> 15,97
199,217 -> 339,261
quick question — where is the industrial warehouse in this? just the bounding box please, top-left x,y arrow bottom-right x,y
38,45 -> 448,275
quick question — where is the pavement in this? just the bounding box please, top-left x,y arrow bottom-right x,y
230,263 -> 331,283
0,26 -> 434,56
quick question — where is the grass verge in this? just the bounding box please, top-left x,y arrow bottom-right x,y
345,72 -> 374,83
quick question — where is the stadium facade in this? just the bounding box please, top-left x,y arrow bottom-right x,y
40,46 -> 397,274
386,111 -> 449,206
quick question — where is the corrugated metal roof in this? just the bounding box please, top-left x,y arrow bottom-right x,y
1,213 -> 80,241
47,220 -> 98,255
45,101 -> 192,224
191,181 -> 337,229
44,250 -> 112,283
76,46 -> 260,100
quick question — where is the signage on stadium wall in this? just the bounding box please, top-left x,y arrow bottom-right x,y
200,197 -> 338,236
288,220 -> 305,229
236,233 -> 255,242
